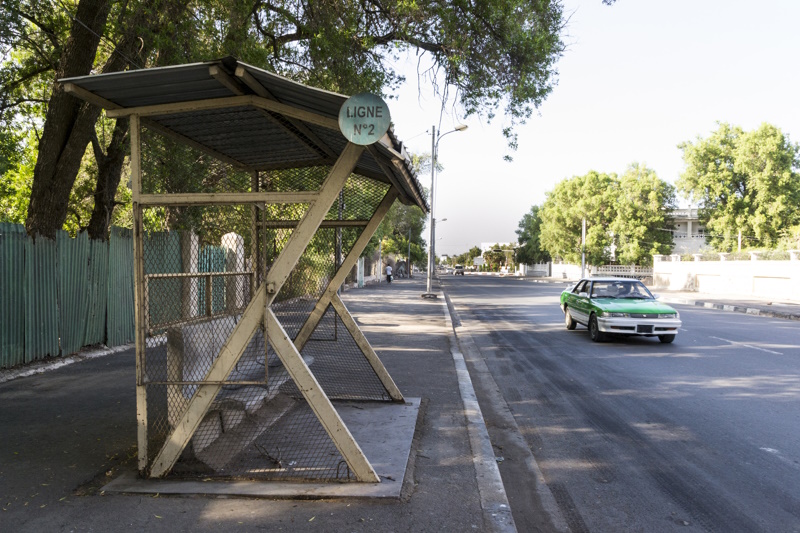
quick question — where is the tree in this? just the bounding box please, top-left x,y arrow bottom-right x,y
539,171 -> 617,265
538,168 -> 676,266
482,246 -> 505,271
450,245 -> 481,267
610,163 -> 676,265
516,205 -> 550,264
677,122 -> 800,251
377,202 -> 428,267
3,0 -> 579,240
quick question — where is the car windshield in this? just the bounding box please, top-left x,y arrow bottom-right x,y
590,280 -> 653,299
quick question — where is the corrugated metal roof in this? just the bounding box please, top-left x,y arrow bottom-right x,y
60,58 -> 428,211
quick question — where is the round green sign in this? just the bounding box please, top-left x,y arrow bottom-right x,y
338,93 -> 391,145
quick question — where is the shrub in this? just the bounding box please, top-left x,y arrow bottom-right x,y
758,250 -> 790,260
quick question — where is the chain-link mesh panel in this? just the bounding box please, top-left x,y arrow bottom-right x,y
141,123 -> 255,194
137,156 -> 397,480
261,166 -> 329,192
299,305 -> 391,400
326,174 -> 390,221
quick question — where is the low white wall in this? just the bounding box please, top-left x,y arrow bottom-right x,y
517,263 -> 550,276
652,255 -> 800,301
551,262 -> 584,280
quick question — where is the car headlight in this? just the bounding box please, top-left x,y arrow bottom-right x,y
607,312 -> 629,318
659,313 -> 679,319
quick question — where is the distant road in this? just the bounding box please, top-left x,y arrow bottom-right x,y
442,275 -> 800,533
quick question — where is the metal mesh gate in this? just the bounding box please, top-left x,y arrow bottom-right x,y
136,124 -> 400,482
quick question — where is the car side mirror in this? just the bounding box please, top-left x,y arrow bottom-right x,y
578,292 -> 588,298
652,293 -> 660,299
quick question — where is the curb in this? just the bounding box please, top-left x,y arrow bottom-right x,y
438,293 -> 517,533
0,343 -> 133,384
658,297 -> 800,322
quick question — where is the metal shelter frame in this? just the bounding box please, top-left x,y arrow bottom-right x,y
61,57 -> 428,482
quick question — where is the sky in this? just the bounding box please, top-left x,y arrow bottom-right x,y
385,0 -> 800,258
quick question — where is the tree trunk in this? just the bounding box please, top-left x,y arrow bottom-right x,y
25,0 -> 112,240
26,0 -> 193,241
87,119 -> 129,240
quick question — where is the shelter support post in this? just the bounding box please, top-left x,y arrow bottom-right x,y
130,114 -> 149,474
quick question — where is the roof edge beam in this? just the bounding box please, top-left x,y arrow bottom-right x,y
105,94 -> 341,131
63,82 -> 121,109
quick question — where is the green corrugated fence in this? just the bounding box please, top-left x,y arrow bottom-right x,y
107,227 -> 135,347
0,224 -> 135,369
0,224 -> 26,367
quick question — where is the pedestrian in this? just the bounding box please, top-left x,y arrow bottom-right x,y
386,264 -> 393,283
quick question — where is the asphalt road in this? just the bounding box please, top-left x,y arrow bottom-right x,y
442,275 -> 800,533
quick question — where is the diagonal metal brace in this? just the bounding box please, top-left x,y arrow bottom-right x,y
266,309 -> 380,482
294,188 -> 397,351
147,143 -> 365,478
329,293 -> 403,401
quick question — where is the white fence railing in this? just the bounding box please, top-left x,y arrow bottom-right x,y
595,265 -> 653,278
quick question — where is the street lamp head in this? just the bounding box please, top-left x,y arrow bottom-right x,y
454,124 -> 468,132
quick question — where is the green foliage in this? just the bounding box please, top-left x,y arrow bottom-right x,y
369,200 -> 427,266
1,0 -> 572,239
777,224 -> 800,250
0,131 -> 35,223
677,122 -> 800,251
539,171 -> 616,265
482,243 -> 515,270
758,250 -> 790,260
516,205 -> 550,264
449,245 -> 482,267
538,166 -> 676,266
610,163 -> 676,265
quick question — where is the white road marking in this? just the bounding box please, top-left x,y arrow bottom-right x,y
709,336 -> 783,355
759,447 -> 800,470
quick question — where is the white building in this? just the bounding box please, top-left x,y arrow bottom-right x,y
671,208 -> 707,254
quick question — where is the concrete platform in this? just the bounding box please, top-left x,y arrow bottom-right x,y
102,397 -> 421,499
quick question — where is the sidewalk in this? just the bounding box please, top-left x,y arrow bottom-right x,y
521,275 -> 800,321
0,277 -> 513,532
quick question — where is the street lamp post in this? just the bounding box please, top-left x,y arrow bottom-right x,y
423,124 -> 467,298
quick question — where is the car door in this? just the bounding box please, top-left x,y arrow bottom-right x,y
566,280 -> 591,325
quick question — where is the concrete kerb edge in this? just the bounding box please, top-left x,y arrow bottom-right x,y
438,292 -> 517,533
0,343 -> 134,384
657,297 -> 800,321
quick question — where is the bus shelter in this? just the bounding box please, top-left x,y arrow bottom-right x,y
61,57 -> 427,483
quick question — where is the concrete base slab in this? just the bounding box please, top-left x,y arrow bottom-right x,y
103,398 -> 421,499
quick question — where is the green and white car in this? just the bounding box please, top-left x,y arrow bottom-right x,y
560,277 -> 681,343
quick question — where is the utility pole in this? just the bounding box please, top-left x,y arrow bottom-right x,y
424,124 -> 437,297
408,227 -> 412,278
581,218 -> 586,278
422,124 -> 467,298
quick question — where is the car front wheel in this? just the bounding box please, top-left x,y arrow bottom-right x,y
589,314 -> 605,342
658,334 -> 675,344
564,308 -> 577,330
